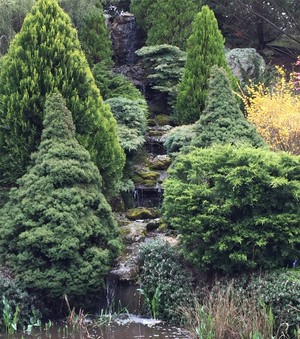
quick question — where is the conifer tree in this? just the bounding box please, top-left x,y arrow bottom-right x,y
192,66 -> 265,148
0,93 -> 121,308
0,0 -> 124,195
175,5 -> 232,125
145,0 -> 198,50
77,1 -> 113,66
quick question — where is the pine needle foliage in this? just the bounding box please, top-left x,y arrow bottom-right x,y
163,144 -> 300,273
135,45 -> 186,109
0,93 -> 121,308
145,0 -> 198,50
76,1 -> 113,66
0,0 -> 124,195
175,5 -> 232,125
192,66 -> 265,148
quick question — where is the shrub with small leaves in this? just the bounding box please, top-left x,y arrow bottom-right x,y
139,239 -> 194,323
247,270 -> 300,334
0,271 -> 42,327
164,124 -> 197,155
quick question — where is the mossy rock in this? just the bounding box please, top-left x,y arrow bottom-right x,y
148,118 -> 157,127
126,207 -> 160,220
133,167 -> 160,187
148,129 -> 165,137
149,155 -> 171,170
155,114 -> 174,126
120,221 -> 147,244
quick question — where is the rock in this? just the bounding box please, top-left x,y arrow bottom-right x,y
110,243 -> 140,281
226,48 -> 266,83
109,12 -> 138,65
154,114 -> 174,126
149,154 -> 171,170
146,218 -> 160,231
126,207 -> 160,220
120,221 -> 147,244
133,167 -> 160,187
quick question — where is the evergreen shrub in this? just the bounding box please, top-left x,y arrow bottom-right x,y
139,239 -> 193,323
192,65 -> 265,148
247,270 -> 300,333
164,124 -> 197,155
163,144 -> 300,273
93,62 -> 144,101
175,5 -> 233,124
0,94 -> 121,309
105,97 -> 147,152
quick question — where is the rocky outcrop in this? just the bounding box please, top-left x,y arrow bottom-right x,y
109,12 -> 138,65
226,48 -> 266,83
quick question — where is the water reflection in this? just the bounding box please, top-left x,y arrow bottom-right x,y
2,314 -> 192,339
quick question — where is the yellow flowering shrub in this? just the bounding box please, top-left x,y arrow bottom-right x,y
242,66 -> 300,154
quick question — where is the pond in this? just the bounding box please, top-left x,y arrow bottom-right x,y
2,314 -> 192,339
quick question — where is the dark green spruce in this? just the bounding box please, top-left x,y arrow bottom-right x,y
192,65 -> 265,148
0,93 -> 121,308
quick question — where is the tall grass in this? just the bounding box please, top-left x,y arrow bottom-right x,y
180,282 -> 275,339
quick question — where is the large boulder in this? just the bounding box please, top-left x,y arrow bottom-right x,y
226,48 -> 266,83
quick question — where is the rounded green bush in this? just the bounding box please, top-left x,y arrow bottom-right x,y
163,144 -> 300,273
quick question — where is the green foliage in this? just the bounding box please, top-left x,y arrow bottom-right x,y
130,0 -> 156,36
0,0 -> 124,195
136,45 -> 186,109
164,124 -> 197,155
175,5 -> 232,125
77,2 -> 113,66
105,97 -> 147,152
0,0 -> 35,55
139,239 -> 194,323
130,0 -> 202,47
163,144 -> 300,273
0,94 -> 121,308
192,66 -> 265,148
93,62 -> 143,101
145,0 -> 198,50
247,270 -> 300,334
0,272 -> 41,329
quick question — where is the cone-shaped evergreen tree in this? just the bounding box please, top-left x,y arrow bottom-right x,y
0,0 -> 124,195
175,5 -> 232,125
0,93 -> 121,308
192,66 -> 266,148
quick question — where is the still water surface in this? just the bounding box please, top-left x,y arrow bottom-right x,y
2,314 -> 192,339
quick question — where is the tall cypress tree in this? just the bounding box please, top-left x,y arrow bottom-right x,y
0,93 -> 121,308
192,65 -> 265,148
0,0 -> 124,195
175,5 -> 232,125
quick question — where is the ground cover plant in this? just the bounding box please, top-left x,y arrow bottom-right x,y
139,239 -> 194,323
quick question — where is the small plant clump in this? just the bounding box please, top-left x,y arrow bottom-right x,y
139,239 -> 194,323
